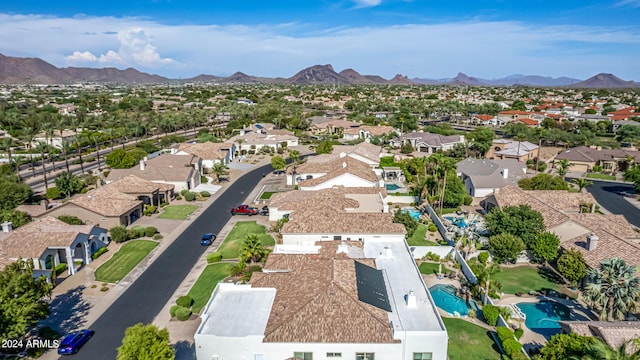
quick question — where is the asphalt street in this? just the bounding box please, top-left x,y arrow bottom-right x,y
71,163 -> 272,360
585,180 -> 640,227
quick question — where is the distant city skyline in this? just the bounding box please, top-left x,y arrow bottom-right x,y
1,1 -> 639,80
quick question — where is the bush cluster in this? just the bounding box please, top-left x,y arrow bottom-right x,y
200,191 -> 210,197
171,295 -> 194,321
143,205 -> 157,216
91,247 -> 108,260
110,226 -> 159,243
482,304 -> 500,326
176,295 -> 194,308
496,325 -> 523,358
207,252 -> 222,263
184,192 -> 196,202
46,187 -> 61,200
57,215 -> 84,225
54,263 -> 67,276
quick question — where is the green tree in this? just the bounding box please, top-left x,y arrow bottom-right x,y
392,209 -> 418,238
400,141 -> 414,154
530,232 -> 560,265
510,100 -> 527,111
518,173 -> 569,191
55,171 -> 84,198
0,209 -> 32,228
557,249 -> 587,287
485,205 -> 545,247
583,339 -> 640,360
584,257 -> 640,321
116,323 -> 174,360
488,233 -> 525,263
0,260 -> 52,341
0,173 -> 32,210
211,162 -> 229,183
536,333 -> 598,360
572,178 -> 593,192
316,140 -> 333,154
468,127 -> 495,157
555,159 -> 573,177
239,234 -> 268,264
624,164 -> 640,191
437,158 -> 457,216
270,156 -> 286,172
442,172 -> 466,208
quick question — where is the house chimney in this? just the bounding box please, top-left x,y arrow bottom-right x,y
139,160 -> 145,171
1,222 -> 12,233
339,152 -> 347,158
41,199 -> 49,211
587,233 -> 599,251
502,168 -> 509,179
406,290 -> 417,308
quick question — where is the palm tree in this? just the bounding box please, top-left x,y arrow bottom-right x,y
584,257 -> 640,321
60,139 -> 72,173
88,132 -> 102,170
287,149 -> 302,184
19,127 -> 37,178
0,137 -> 16,175
478,262 -> 501,305
583,339 -> 640,360
211,162 -> 229,183
235,138 -> 245,158
68,117 -> 85,174
572,178 -> 592,192
555,159 -> 573,177
34,141 -> 50,191
240,234 -> 268,264
437,157 -> 456,216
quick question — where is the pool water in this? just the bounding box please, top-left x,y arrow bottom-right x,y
443,216 -> 468,229
404,209 -> 422,220
385,183 -> 401,191
517,301 -> 572,339
428,284 -> 470,316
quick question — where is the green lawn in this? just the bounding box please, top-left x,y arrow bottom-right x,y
492,266 -> 560,294
260,191 -> 276,199
158,205 -> 199,220
586,173 -> 616,180
217,221 -> 275,259
94,240 -> 158,283
407,224 -> 440,246
443,318 -> 502,360
419,261 -> 453,275
188,263 -> 233,313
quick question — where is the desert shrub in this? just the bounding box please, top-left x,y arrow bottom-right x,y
169,305 -> 180,318
428,223 -> 438,232
57,215 -> 84,225
514,328 -> 524,340
143,205 -> 157,216
180,189 -> 189,196
468,309 -> 477,319
482,304 -> 500,326
46,187 -> 61,199
207,252 -> 222,263
110,226 -> 128,243
153,234 -> 164,240
175,195 -> 182,200
55,263 -> 67,275
423,252 -> 441,262
160,201 -> 169,208
184,192 -> 196,202
593,165 -> 602,172
200,175 -> 208,183
91,247 -> 108,260
176,295 -> 194,308
200,191 -> 210,197
502,338 -> 522,357
463,195 -> 473,206
127,228 -> 141,240
174,306 -> 192,321
144,227 -> 158,237
497,326 -> 513,342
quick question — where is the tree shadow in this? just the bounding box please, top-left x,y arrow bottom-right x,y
173,340 -> 195,360
39,286 -> 91,334
537,266 -> 565,285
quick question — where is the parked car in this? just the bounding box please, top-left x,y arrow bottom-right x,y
201,233 -> 217,246
259,206 -> 269,216
230,205 -> 259,216
57,330 -> 94,355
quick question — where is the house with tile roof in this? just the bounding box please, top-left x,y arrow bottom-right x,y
174,141 -> 234,167
471,114 -> 504,127
194,239 -> 448,360
560,321 -> 640,354
554,146 -> 640,173
388,132 -> 466,154
485,139 -> 539,162
515,118 -> 539,127
229,126 -> 299,153
0,217 -> 109,282
331,142 -> 386,167
106,153 -> 202,192
497,110 -> 532,123
343,124 -> 396,141
287,153 -> 382,190
456,158 -> 528,197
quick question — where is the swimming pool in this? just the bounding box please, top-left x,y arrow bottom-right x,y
516,301 -> 572,339
385,183 -> 401,191
443,216 -> 468,229
429,284 -> 474,316
404,209 -> 422,220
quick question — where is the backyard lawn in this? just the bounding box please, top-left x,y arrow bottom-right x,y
443,318 -> 501,360
419,262 -> 453,275
407,224 -> 439,246
492,266 -> 560,294
586,173 -> 616,180
158,205 -> 199,220
217,221 -> 275,259
94,240 -> 158,283
188,263 -> 233,313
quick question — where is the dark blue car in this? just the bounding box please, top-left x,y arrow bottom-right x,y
201,233 -> 217,246
57,330 -> 94,355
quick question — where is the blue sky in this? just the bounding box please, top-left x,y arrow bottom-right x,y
1,1 -> 639,80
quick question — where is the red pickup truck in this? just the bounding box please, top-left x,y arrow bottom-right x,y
230,205 -> 259,216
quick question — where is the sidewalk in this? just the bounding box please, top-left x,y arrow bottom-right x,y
38,154 -> 273,360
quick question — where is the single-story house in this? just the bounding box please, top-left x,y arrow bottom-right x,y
106,154 -> 202,192
554,146 -> 640,173
560,321 -> 640,354
332,142 -> 386,167
33,129 -> 76,149
175,141 -> 234,167
471,114 -> 504,127
343,125 -> 396,141
287,154 -> 381,190
229,128 -> 299,153
388,132 -> 466,153
497,110 -> 531,124
456,158 -> 528,197
485,139 -> 539,162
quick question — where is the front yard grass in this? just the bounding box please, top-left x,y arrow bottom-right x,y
188,263 -> 233,313
259,191 -> 277,200
217,221 -> 275,259
407,224 -> 440,246
443,318 -> 501,360
94,240 -> 158,283
492,265 -> 560,295
419,262 -> 453,275
586,173 -> 616,180
158,205 -> 199,220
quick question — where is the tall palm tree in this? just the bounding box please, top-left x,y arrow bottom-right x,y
288,149 -> 302,185
0,137 -> 18,179
34,141 -> 50,191
19,127 -> 37,178
211,162 -> 229,183
555,159 -> 573,177
583,339 -> 640,360
60,139 -> 72,173
478,262 -> 501,305
437,157 -> 456,216
584,257 -> 640,321
68,116 -> 85,174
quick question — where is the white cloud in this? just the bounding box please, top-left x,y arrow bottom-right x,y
98,50 -> 123,63
352,0 -> 382,8
615,0 -> 640,7
65,51 -> 97,62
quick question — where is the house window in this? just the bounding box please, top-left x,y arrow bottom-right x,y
355,353 -> 374,360
306,175 -> 313,180
413,353 -> 433,360
326,353 -> 342,358
334,236 -> 342,240
293,352 -> 312,360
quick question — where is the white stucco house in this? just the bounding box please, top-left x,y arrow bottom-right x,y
106,154 -> 202,192
174,141 -> 234,167
287,154 -> 382,190
388,132 -> 466,153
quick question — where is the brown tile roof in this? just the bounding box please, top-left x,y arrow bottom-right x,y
493,185 -> 570,229
250,242 -> 395,343
16,204 -> 49,218
105,174 -> 175,194
296,156 -> 378,187
333,142 -> 384,163
562,230 -> 640,268
107,154 -> 199,183
177,142 -> 228,161
561,321 -> 640,353
0,217 -> 93,263
555,146 -> 640,163
360,125 -> 395,136
270,187 -> 387,215
282,212 -> 405,235
70,186 -> 142,217
567,213 -> 639,240
525,189 -> 596,212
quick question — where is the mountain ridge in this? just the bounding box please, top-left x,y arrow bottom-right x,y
0,53 -> 638,88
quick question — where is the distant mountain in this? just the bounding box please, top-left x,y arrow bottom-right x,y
339,68 -> 382,84
569,73 -> 640,88
448,72 -> 484,86
287,64 -> 350,84
388,74 -> 413,85
411,73 -> 582,87
183,74 -> 224,83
